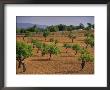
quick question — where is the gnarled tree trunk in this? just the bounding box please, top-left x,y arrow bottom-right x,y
49,53 -> 52,60
17,58 -> 26,72
66,48 -> 68,53
81,60 -> 86,70
75,50 -> 77,55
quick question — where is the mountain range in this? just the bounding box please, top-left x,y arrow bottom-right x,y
16,23 -> 47,29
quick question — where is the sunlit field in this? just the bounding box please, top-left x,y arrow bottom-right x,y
16,16 -> 94,74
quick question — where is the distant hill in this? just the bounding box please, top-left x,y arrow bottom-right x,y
16,23 -> 47,29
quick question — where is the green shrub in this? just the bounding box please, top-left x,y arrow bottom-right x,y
16,41 -> 33,72
72,44 -> 81,55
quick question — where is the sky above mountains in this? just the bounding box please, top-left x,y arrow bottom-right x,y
16,16 -> 94,26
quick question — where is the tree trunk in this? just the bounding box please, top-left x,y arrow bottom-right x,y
22,62 -> 26,72
81,60 -> 86,70
75,50 -> 77,55
42,52 -> 45,56
86,44 -> 88,48
18,58 -> 26,72
66,48 -> 68,53
37,48 -> 39,53
33,45 -> 34,48
18,60 -> 22,68
49,53 -> 52,60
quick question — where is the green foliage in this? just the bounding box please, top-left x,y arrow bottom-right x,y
17,23 -> 94,34
84,37 -> 90,48
48,44 -> 60,55
72,44 -> 81,55
31,39 -> 37,45
63,43 -> 72,53
32,39 -> 37,45
90,34 -> 94,38
54,39 -> 58,44
32,40 -> 60,57
43,29 -> 50,41
16,28 -> 21,34
16,23 -> 94,35
79,23 -> 84,29
72,44 -> 81,50
84,31 -> 91,37
83,31 -> 94,50
58,24 -> 65,31
84,37 -> 94,48
41,44 -> 49,56
66,25 -> 75,31
16,41 -> 33,59
68,32 -> 76,42
20,28 -> 26,33
26,27 -> 34,32
84,31 -> 94,38
92,24 -> 94,29
34,27 -> 39,34
63,43 -> 72,48
25,31 -> 33,37
79,53 -> 94,62
79,48 -> 88,54
89,37 -> 94,48
43,30 -> 50,37
47,25 -> 59,32
26,24 -> 45,33
32,39 -> 43,53
34,40 -> 42,49
85,23 -> 94,30
26,25 -> 39,33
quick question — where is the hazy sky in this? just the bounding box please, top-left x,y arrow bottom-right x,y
16,16 -> 94,26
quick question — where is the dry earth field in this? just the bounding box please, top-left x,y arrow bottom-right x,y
16,30 -> 94,74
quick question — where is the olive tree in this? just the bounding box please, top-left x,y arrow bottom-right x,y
72,44 -> 81,55
84,37 -> 94,48
31,39 -> 37,48
16,41 -> 32,72
84,31 -> 94,38
68,32 -> 76,43
79,23 -> 84,30
54,39 -> 59,45
84,31 -> 91,38
87,23 -> 93,30
79,53 -> 94,70
49,38 -> 54,42
41,43 -> 49,56
63,43 -> 72,53
79,48 -> 88,54
89,37 -> 94,48
48,44 -> 60,60
43,30 -> 50,41
25,31 -> 33,43
47,25 -> 59,32
34,40 -> 43,53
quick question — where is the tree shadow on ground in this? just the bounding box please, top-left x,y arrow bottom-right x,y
60,55 -> 74,57
30,58 -> 60,61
